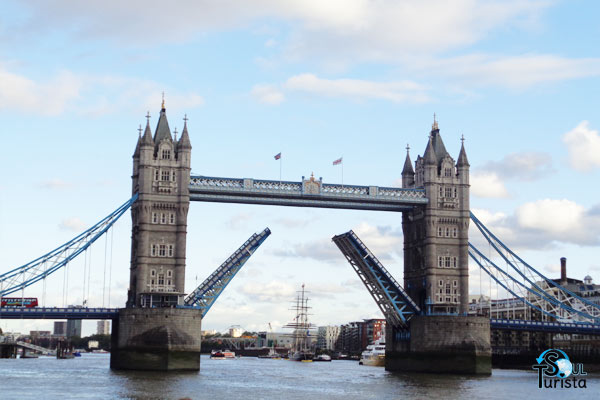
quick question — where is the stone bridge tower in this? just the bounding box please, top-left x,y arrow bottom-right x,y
387,118 -> 490,375
401,118 -> 470,315
128,103 -> 191,307
111,103 -> 202,372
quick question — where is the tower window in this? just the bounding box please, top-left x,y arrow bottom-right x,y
167,279 -> 171,286
168,245 -> 174,257
159,244 -> 167,257
151,270 -> 156,277
438,257 -> 443,268
158,274 -> 165,285
453,280 -> 457,287
161,170 -> 170,181
439,187 -> 443,197
162,149 -> 171,160
454,188 -> 457,197
167,270 -> 172,277
152,212 -> 158,224
439,280 -> 443,287
444,256 -> 451,268
444,168 -> 452,177
445,188 -> 452,197
453,227 -> 457,237
172,171 -> 176,181
161,213 -> 166,224
169,213 -> 175,224
438,227 -> 442,237
151,244 -> 157,257
453,257 -> 457,268
445,228 -> 450,237
154,170 -> 159,181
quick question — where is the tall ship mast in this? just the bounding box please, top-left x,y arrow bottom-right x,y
284,284 -> 315,362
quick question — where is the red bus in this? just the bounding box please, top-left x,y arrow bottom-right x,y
0,297 -> 39,308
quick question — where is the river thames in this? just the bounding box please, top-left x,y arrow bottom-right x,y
0,354 -> 597,399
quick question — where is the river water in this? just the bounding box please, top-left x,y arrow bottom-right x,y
0,354 -> 597,399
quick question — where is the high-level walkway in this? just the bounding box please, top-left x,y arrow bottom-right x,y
189,175 -> 427,211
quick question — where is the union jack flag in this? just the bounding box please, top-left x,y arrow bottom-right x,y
274,152 -> 281,160
332,157 -> 342,165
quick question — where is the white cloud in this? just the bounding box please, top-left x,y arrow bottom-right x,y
41,179 -> 74,190
479,152 -> 553,181
563,121 -> 600,171
283,73 -> 430,103
59,217 -> 87,232
241,280 -> 296,302
516,199 -> 585,235
19,1 -> 549,58
0,67 -> 204,116
416,54 -> 600,89
471,200 -> 600,249
470,172 -> 509,198
251,84 -> 285,105
0,68 -> 82,116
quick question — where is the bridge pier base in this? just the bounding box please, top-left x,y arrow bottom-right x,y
386,315 -> 491,375
110,308 -> 202,371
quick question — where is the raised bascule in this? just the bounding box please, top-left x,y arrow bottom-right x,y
2,105 -> 600,372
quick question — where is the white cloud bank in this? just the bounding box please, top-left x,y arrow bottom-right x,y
563,121 -> 600,172
472,199 -> 600,249
0,67 -> 204,116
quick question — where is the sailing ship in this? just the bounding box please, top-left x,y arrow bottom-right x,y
284,284 -> 315,362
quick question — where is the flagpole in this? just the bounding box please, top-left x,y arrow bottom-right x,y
342,156 -> 344,188
279,156 -> 282,187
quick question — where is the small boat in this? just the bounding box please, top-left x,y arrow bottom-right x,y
313,354 -> 332,362
210,349 -> 236,359
73,352 -> 82,357
359,339 -> 385,367
258,348 -> 281,359
290,350 -> 314,362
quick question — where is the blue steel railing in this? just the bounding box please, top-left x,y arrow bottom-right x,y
332,230 -> 420,328
184,228 -> 271,317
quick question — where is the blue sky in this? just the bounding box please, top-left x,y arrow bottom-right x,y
1,1 -> 599,336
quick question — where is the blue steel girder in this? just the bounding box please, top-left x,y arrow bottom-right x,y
491,318 -> 600,335
469,212 -> 600,322
0,307 -> 118,320
332,230 -> 421,328
184,228 -> 271,316
469,244 -> 600,323
189,175 -> 427,212
0,194 -> 137,297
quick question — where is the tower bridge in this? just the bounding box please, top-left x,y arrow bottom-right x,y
2,105 -> 599,373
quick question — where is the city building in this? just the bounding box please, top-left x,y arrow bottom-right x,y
229,326 -> 243,338
97,320 -> 110,335
316,325 -> 340,351
66,320 -> 82,338
53,321 -> 67,336
29,331 -> 51,338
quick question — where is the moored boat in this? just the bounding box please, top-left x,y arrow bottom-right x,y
313,354 -> 332,362
210,349 -> 236,359
359,340 -> 385,367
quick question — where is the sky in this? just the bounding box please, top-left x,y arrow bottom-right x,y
1,0 -> 599,337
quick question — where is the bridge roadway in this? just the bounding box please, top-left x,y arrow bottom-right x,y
0,307 -> 118,320
189,175 -> 428,211
3,307 -> 600,335
490,318 -> 600,335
